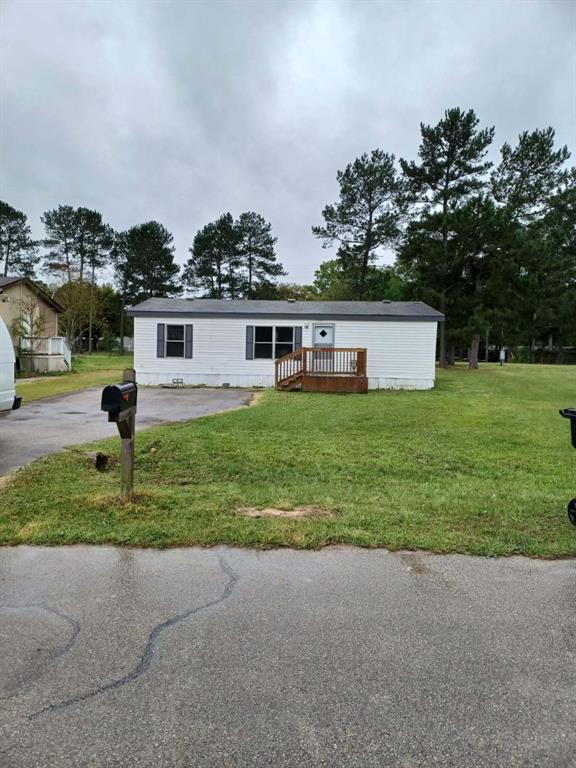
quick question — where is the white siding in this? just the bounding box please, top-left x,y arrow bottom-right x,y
134,316 -> 438,389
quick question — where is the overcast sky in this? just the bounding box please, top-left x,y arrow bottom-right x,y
1,0 -> 574,284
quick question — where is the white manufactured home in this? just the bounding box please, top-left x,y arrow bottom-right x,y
128,299 -> 443,391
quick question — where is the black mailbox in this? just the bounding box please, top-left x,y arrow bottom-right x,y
101,382 -> 137,415
560,408 -> 576,449
102,370 -> 138,501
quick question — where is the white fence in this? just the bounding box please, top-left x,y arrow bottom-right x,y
20,336 -> 72,369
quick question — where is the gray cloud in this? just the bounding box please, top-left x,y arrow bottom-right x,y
1,0 -> 574,284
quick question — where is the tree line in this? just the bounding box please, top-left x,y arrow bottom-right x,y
1,105 -> 574,364
311,110 -> 575,367
0,204 -> 285,351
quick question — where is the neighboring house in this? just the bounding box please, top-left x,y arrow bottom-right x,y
127,298 -> 444,390
0,276 -> 70,372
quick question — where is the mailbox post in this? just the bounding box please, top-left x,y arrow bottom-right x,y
101,368 -> 137,502
559,408 -> 576,526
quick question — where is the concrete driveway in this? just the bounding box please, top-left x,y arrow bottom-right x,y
0,387 -> 252,475
0,545 -> 574,767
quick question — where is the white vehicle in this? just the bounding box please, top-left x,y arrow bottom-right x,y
0,316 -> 21,414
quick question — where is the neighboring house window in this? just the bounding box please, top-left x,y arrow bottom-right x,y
253,326 -> 295,359
166,325 -> 185,357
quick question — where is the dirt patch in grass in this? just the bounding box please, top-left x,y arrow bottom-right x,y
236,506 -> 334,519
247,390 -> 266,407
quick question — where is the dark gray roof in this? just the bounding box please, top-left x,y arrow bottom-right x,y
127,298 -> 443,322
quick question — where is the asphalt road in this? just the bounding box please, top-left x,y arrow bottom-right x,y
0,387 -> 252,475
0,545 -> 574,767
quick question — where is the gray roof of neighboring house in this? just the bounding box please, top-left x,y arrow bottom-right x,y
127,298 -> 444,322
0,276 -> 64,313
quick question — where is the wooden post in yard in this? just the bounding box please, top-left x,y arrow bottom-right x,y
120,368 -> 136,502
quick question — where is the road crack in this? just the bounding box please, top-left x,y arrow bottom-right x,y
0,602 -> 81,661
29,553 -> 238,720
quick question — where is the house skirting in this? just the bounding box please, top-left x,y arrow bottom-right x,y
19,354 -> 69,373
133,371 -> 435,390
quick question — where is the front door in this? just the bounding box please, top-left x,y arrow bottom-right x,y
313,324 -> 335,348
312,324 -> 335,373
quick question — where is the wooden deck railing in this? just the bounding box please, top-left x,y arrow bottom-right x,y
275,347 -> 367,386
275,348 -> 304,386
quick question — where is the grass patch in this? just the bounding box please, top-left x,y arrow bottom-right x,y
72,352 -> 134,373
2,364 -> 575,556
16,352 -> 133,403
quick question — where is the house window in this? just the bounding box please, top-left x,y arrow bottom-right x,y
165,324 -> 185,357
253,326 -> 294,359
275,326 -> 294,358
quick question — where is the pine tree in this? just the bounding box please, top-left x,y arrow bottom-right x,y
446,195 -> 519,368
116,222 -> 180,305
183,212 -> 285,298
491,127 -> 570,222
0,201 -> 38,277
218,213 -> 242,298
41,205 -> 79,282
400,108 -> 495,365
111,231 -> 131,352
81,210 -> 114,351
515,167 -> 576,356
490,129 -> 573,358
236,212 -> 283,298
312,149 -> 401,300
183,215 -> 236,298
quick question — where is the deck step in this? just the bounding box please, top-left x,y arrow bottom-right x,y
277,372 -> 303,391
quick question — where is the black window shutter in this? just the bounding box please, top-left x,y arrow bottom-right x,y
246,326 -> 254,359
156,323 -> 165,357
294,326 -> 303,350
185,325 -> 193,358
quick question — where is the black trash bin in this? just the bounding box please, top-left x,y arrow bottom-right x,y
559,408 -> 576,526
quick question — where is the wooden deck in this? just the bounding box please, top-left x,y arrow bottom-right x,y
275,348 -> 368,393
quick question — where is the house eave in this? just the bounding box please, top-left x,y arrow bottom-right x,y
127,309 -> 444,322
0,277 -> 64,314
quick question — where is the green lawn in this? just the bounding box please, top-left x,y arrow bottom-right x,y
2,364 -> 575,556
72,351 -> 135,373
16,352 -> 134,403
